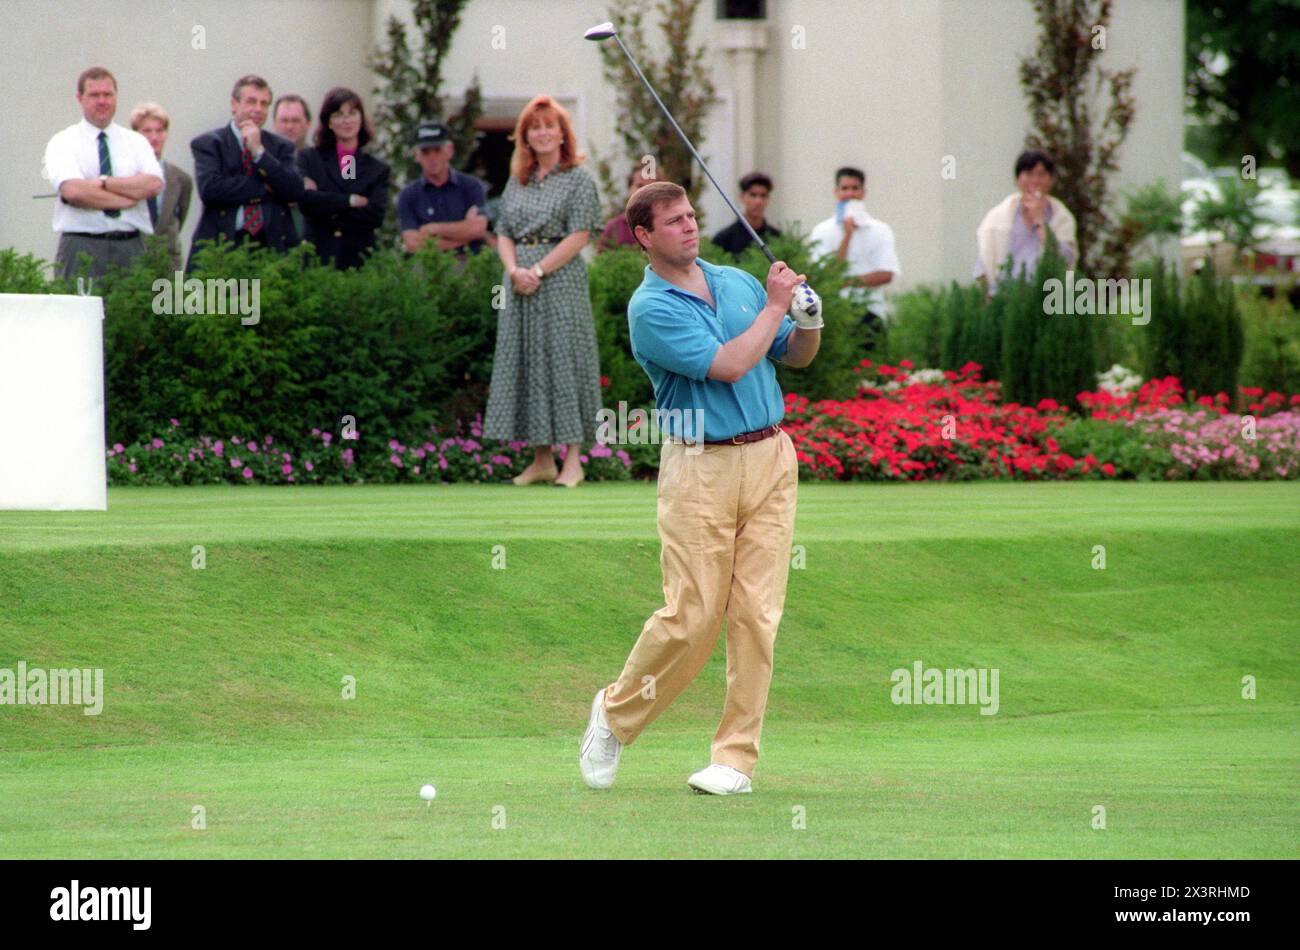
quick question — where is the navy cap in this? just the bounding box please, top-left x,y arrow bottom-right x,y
414,122 -> 451,147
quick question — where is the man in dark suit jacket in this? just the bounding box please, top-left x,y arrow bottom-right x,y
187,74 -> 304,271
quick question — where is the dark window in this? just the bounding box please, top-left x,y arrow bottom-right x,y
716,0 -> 765,19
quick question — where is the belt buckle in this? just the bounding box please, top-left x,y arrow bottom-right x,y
731,432 -> 744,445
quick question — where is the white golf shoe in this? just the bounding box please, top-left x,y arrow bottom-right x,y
579,688 -> 622,789
687,763 -> 752,795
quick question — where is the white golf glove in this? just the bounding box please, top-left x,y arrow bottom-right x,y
790,283 -> 824,330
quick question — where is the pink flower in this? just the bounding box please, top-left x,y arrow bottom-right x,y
213,441 -> 224,457
281,463 -> 293,475
305,460 -> 314,472
127,462 -> 137,473
438,456 -> 448,470
247,442 -> 259,454
112,442 -> 124,454
264,435 -> 273,446
390,454 -> 404,468
170,418 -> 180,427
322,432 -> 333,445
242,467 -> 253,479
413,465 -> 421,475
282,452 -> 292,462
230,458 -> 242,468
287,475 -> 295,482
232,436 -> 242,445
311,428 -> 321,437
151,438 -> 165,449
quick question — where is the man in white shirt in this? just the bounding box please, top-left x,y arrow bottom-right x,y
42,66 -> 164,282
808,167 -> 901,345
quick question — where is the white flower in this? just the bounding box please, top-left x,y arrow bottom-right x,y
1097,363 -> 1142,396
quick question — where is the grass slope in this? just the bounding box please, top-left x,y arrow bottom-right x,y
0,483 -> 1296,858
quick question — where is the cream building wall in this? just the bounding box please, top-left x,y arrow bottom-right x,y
2,0 -> 1182,287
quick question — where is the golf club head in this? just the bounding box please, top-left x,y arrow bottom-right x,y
584,22 -> 617,41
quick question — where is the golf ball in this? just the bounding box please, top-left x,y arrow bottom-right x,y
419,784 -> 437,801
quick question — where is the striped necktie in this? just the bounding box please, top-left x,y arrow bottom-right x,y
98,131 -> 121,219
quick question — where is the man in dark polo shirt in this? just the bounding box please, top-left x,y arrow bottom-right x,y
711,172 -> 781,258
396,122 -> 488,254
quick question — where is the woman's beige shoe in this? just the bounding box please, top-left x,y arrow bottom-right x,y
513,463 -> 558,485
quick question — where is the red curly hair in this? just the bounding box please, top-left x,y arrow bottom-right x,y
510,95 -> 585,184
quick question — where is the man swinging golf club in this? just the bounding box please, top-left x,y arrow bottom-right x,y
579,180 -> 823,794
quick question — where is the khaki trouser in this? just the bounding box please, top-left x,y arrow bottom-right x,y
603,427 -> 798,778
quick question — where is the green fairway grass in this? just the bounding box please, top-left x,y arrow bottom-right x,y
1,482 -> 1297,858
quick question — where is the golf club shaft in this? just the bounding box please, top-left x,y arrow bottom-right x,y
612,34 -> 776,264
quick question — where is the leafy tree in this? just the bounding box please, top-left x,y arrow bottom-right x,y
1019,0 -> 1137,276
1187,0 -> 1300,178
1102,179 -> 1184,267
368,0 -> 483,187
1192,176 -> 1265,266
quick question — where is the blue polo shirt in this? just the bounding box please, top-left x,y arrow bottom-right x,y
396,170 -> 488,252
628,258 -> 797,442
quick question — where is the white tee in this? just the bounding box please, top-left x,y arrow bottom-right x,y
809,205 -> 901,315
43,118 -> 163,235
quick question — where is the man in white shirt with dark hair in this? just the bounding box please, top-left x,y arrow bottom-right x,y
42,66 -> 163,282
808,166 -> 901,346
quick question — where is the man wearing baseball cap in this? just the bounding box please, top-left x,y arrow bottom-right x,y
578,181 -> 822,796
396,121 -> 489,255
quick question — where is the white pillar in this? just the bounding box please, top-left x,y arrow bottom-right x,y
719,21 -> 769,181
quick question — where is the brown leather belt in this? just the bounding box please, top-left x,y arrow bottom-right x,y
703,423 -> 782,446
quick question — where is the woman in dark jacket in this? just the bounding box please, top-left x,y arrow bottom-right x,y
296,87 -> 390,269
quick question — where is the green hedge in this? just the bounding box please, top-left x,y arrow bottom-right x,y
1138,260 -> 1244,399
1,235 -> 867,456
882,253 -> 1257,408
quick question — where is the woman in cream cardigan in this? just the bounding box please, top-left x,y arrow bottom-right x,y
974,149 -> 1077,294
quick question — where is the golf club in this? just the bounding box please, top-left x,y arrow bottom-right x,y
584,20 -> 819,318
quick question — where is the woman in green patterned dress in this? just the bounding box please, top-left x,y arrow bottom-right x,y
486,95 -> 604,488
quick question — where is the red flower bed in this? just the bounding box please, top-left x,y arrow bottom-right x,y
782,361 -> 1097,481
1076,376 -> 1299,421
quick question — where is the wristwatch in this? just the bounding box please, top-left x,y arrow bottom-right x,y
531,263 -> 545,279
